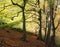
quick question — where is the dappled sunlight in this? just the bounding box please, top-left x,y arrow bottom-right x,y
0,0 -> 60,47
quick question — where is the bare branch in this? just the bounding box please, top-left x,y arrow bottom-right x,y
55,20 -> 60,30
0,4 -> 5,12
11,0 -> 23,8
11,11 -> 22,20
25,9 -> 37,12
0,4 -> 12,12
53,14 -> 56,20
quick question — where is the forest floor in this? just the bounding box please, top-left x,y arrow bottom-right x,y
0,27 -> 46,47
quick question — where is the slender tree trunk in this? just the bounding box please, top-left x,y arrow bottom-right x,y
50,3 -> 56,46
37,9 -> 42,40
44,15 -> 48,41
21,0 -> 27,41
21,7 -> 26,41
36,0 -> 42,40
46,19 -> 51,47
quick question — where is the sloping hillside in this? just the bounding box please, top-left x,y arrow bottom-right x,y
0,27 -> 46,47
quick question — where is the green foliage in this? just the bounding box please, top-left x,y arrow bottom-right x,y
0,0 -> 60,46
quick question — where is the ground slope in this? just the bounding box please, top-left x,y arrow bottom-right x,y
0,27 -> 46,47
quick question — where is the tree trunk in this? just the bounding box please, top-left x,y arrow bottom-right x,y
44,15 -> 48,41
46,20 -> 51,47
21,7 -> 26,41
20,0 -> 27,41
50,3 -> 56,46
37,9 -> 42,40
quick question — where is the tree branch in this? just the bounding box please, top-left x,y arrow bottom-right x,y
11,0 -> 23,8
11,11 -> 22,20
55,20 -> 60,30
0,4 -> 5,12
0,4 -> 12,12
53,14 -> 56,20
